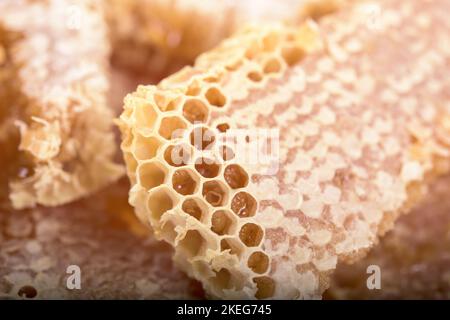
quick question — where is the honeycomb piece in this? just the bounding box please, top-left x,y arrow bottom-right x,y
326,174 -> 450,300
0,178 -> 201,299
0,0 -> 123,209
119,0 -> 450,299
105,0 -> 325,75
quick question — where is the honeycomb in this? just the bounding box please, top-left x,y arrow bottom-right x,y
105,0 -> 318,75
0,178 -> 202,299
119,0 -> 450,299
0,0 -> 123,209
327,173 -> 450,299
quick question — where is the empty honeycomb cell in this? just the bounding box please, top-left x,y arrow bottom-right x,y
224,164 -> 249,189
195,157 -> 221,178
202,180 -> 228,207
137,161 -> 167,190
253,276 -> 275,299
182,198 -> 207,221
216,123 -> 230,133
210,268 -> 232,290
247,71 -> 263,82
247,251 -> 270,274
262,32 -> 280,51
190,127 -> 216,150
158,116 -> 187,140
164,143 -> 192,167
133,134 -> 161,160
239,223 -> 264,247
172,169 -> 199,195
231,192 -> 257,217
263,57 -> 282,74
220,238 -> 244,257
219,145 -> 235,161
211,210 -> 235,236
205,87 -> 226,108
154,93 -> 181,112
281,46 -> 305,66
136,102 -> 158,132
178,229 -> 206,258
160,220 -> 177,244
183,99 -> 209,123
124,152 -> 138,173
147,187 -> 175,220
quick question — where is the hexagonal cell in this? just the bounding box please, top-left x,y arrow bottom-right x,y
154,93 -> 181,112
137,161 -> 167,190
183,99 -> 209,123
210,268 -> 232,290
178,229 -> 206,258
205,87 -> 226,108
247,71 -> 263,82
231,192 -> 257,217
158,116 -> 187,140
263,57 -> 282,74
247,251 -> 269,274
172,169 -> 199,195
133,134 -> 161,161
160,220 -> 177,244
164,143 -> 192,167
202,180 -> 228,207
224,164 -> 249,189
239,223 -> 264,247
219,145 -> 235,161
190,126 -> 216,151
147,187 -> 176,220
135,102 -> 158,132
123,152 -> 138,173
220,238 -> 244,257
281,46 -> 304,66
262,32 -> 280,51
216,123 -> 230,133
195,157 -> 221,178
182,198 -> 207,221
211,210 -> 236,236
253,276 -> 275,299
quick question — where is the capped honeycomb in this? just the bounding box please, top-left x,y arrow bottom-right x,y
0,0 -> 123,209
105,0 -> 325,75
0,178 -> 201,299
119,0 -> 450,299
327,173 -> 450,299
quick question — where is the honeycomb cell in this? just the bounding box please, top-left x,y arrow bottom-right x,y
216,123 -> 230,133
281,46 -> 304,66
182,198 -> 207,221
172,169 -> 199,195
147,187 -> 175,219
190,126 -> 216,150
154,93 -> 180,112
247,251 -> 269,274
135,102 -> 158,132
137,161 -> 167,190
195,157 -> 220,178
124,152 -> 138,173
253,276 -> 275,299
247,71 -> 263,82
160,220 -> 177,244
164,143 -> 192,167
202,180 -> 228,207
231,192 -> 257,217
211,268 -> 232,290
179,229 -> 206,258
133,134 -> 161,160
183,99 -> 209,123
158,116 -> 187,140
219,145 -> 235,161
211,210 -> 235,236
262,32 -> 280,51
224,164 -> 248,189
239,223 -> 263,247
18,285 -> 38,299
205,87 -> 226,108
263,57 -> 282,74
